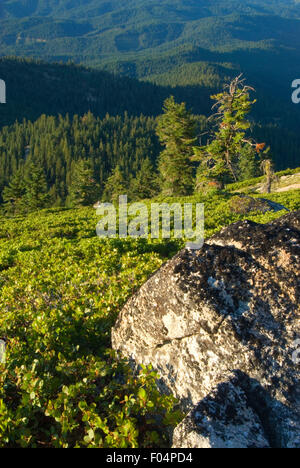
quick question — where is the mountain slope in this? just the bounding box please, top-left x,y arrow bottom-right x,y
1,1 -> 300,76
0,56 -> 223,126
0,56 -> 300,171
1,2 -> 300,170
1,1 -> 299,123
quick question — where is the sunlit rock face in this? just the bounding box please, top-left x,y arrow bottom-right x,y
112,211 -> 300,448
172,372 -> 272,449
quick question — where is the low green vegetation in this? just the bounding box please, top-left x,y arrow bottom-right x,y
0,207 -> 182,447
0,187 -> 299,447
226,167 -> 300,193
0,1 -> 299,449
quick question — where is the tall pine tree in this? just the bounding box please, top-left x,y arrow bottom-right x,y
2,169 -> 26,213
193,76 -> 264,188
238,145 -> 259,181
69,160 -> 100,206
157,96 -> 196,196
103,165 -> 127,202
24,164 -> 50,211
130,158 -> 159,200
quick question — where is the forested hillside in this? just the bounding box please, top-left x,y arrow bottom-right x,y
0,57 -> 300,175
1,1 -> 300,73
0,74 -> 298,213
0,56 -> 220,126
1,1 -> 300,173
1,0 -> 300,94
0,112 -> 162,205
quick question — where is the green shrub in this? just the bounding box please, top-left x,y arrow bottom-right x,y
0,190 -> 299,447
0,353 -> 182,448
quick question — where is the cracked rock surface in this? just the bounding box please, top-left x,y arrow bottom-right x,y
111,211 -> 300,448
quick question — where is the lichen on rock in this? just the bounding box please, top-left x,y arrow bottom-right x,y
112,211 -> 300,448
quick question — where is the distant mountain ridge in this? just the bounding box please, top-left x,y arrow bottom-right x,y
1,1 -> 300,72
1,1 -> 299,112
0,1 -> 300,170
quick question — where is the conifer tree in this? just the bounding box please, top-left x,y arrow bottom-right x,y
238,145 -> 259,181
23,164 -> 50,211
130,158 -> 159,200
2,169 -> 26,213
193,75 -> 262,188
103,165 -> 127,202
69,159 -> 100,206
157,96 -> 196,196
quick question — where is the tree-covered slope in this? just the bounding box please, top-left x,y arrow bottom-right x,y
1,0 -> 300,76
1,57 -> 300,172
0,56 -> 223,127
1,1 -> 300,171
0,1 -> 299,88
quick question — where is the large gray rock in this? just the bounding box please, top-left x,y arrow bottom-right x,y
172,370 -> 300,448
112,211 -> 300,448
172,372 -> 271,448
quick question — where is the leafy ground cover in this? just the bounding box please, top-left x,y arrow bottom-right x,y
0,188 -> 299,447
